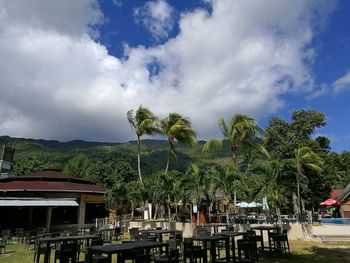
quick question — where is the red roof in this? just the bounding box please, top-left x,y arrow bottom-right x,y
330,189 -> 343,200
0,170 -> 106,194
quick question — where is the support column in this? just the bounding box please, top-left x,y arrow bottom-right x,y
46,207 -> 52,233
78,194 -> 86,227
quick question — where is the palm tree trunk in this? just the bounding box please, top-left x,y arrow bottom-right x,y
297,180 -> 301,214
165,145 -> 171,174
276,206 -> 282,227
137,136 -> 143,185
131,201 -> 134,220
153,205 -> 159,220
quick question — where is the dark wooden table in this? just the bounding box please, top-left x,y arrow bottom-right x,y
140,229 -> 182,242
87,240 -> 169,263
35,234 -> 99,263
251,226 -> 279,252
200,223 -> 228,234
214,231 -> 246,262
192,235 -> 230,263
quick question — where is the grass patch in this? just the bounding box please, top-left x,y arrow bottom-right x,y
1,240 -> 350,263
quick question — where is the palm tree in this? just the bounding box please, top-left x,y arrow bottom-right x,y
186,164 -> 207,225
203,114 -> 267,208
203,114 -> 266,163
211,164 -> 236,224
160,113 -> 197,174
255,159 -> 288,225
127,106 -> 158,184
292,146 -> 323,213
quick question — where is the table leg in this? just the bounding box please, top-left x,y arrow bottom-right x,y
43,241 -> 51,263
211,240 -> 216,263
225,237 -> 230,263
203,241 -> 208,263
232,236 -> 236,263
260,230 -> 264,251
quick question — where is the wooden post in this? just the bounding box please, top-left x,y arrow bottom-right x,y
78,194 -> 86,227
46,207 -> 52,233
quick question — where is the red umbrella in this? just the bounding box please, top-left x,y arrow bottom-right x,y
320,199 -> 340,206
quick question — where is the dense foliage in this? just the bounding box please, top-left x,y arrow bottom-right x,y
1,109 -> 350,219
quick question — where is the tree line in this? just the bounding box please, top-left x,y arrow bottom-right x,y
7,107 -> 350,221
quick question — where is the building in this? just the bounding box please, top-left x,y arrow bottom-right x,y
336,184 -> 350,218
0,170 -> 107,231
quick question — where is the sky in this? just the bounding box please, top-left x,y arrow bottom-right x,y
0,0 -> 350,152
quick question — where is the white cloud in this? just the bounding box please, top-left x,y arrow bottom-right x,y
0,0 -> 336,142
111,0 -> 122,8
134,0 -> 174,41
332,71 -> 350,93
306,83 -> 329,99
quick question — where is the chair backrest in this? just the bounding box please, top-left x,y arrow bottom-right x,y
129,228 -> 140,240
91,237 -> 104,247
60,242 -> 78,263
183,238 -> 194,251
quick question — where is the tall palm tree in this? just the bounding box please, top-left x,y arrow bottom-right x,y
292,146 -> 323,213
160,113 -> 197,174
127,106 -> 158,184
203,114 -> 266,163
211,164 -> 237,224
203,114 -> 267,208
186,164 -> 207,225
255,159 -> 288,225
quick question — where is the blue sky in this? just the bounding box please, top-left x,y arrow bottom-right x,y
0,0 -> 350,152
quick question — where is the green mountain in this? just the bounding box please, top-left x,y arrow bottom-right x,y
0,136 -> 232,176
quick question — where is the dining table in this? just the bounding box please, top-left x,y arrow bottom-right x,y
251,225 -> 280,252
192,235 -> 230,263
214,231 -> 246,262
87,240 -> 169,263
35,234 -> 99,263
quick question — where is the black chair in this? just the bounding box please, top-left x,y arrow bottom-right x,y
2,230 -> 12,244
0,240 -> 6,254
114,227 -> 122,241
83,237 -> 107,263
272,229 -> 290,255
237,239 -> 258,263
58,242 -> 78,263
54,242 -> 79,263
129,228 -> 140,241
183,238 -> 207,263
267,228 -> 281,252
245,230 -> 263,253
118,241 -> 138,263
154,249 -> 180,263
25,232 -> 37,250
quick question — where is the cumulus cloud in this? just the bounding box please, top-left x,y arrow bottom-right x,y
0,0 -> 336,142
134,0 -> 175,41
332,71 -> 350,93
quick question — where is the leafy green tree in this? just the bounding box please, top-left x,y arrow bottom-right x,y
291,147 -> 323,213
126,180 -> 145,219
203,114 -> 266,208
255,159 -> 289,224
63,153 -> 89,178
186,164 -> 207,224
160,113 -> 197,174
127,106 -> 158,184
12,157 -> 46,175
203,114 -> 265,163
265,110 -> 327,159
210,164 -> 236,223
